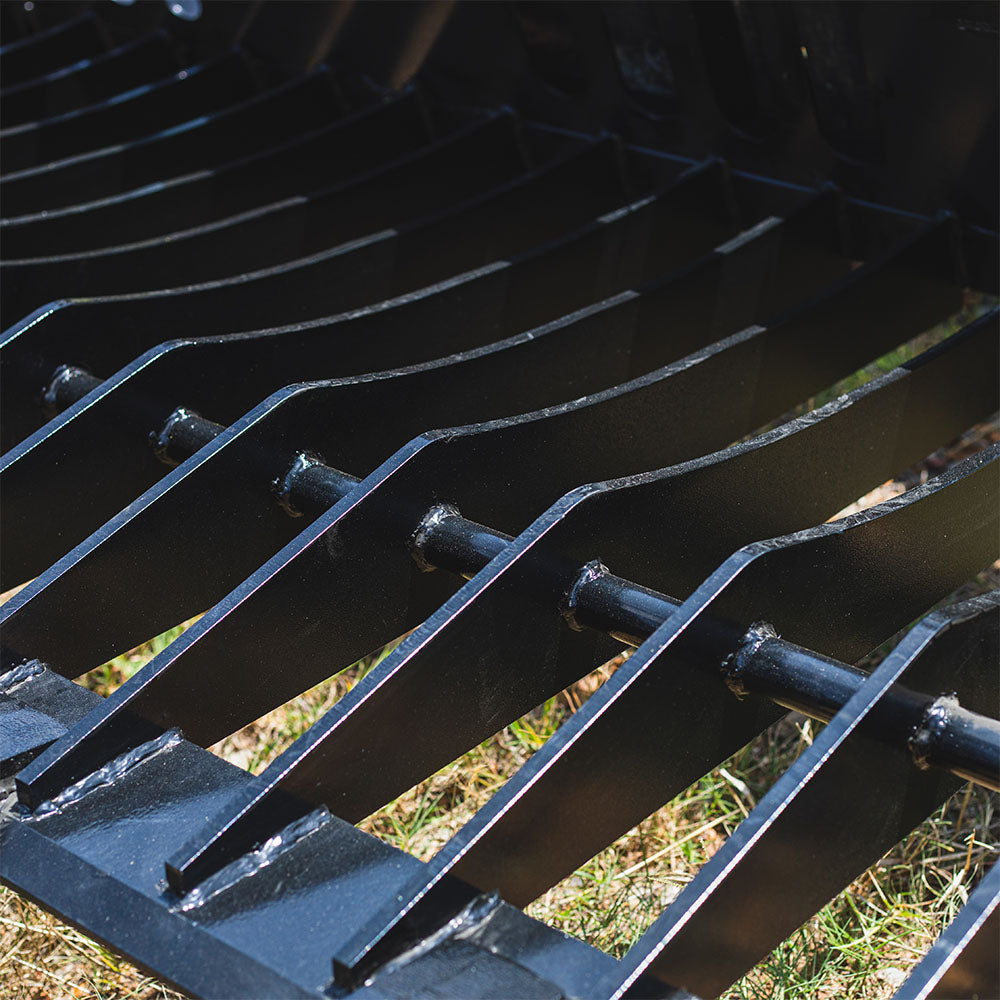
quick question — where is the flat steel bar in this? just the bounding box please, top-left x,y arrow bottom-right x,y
2,160 -> 932,402
0,11 -> 105,89
1,107 -> 529,260
0,211 -> 955,664
0,123 -> 606,331
329,449 -> 998,984
0,165 -> 791,582
599,592 -> 999,999
0,50 -> 262,173
4,198 -> 947,488
16,308 -> 993,863
0,3 -> 86,46
894,861 -> 1000,1000
0,149 -> 726,451
0,661 -> 104,777
0,69 -> 347,214
0,31 -> 178,126
1,681 -> 678,1000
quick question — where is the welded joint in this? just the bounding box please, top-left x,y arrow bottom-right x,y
270,450 -> 327,518
561,558 -> 611,632
0,659 -> 46,694
41,364 -> 101,420
333,891 -> 503,992
721,621 -> 780,698
148,406 -> 201,468
26,729 -> 183,819
909,693 -> 960,771
370,893 -> 502,983
171,808 -> 332,912
408,503 -> 462,572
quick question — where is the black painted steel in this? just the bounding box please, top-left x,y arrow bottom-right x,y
0,210 -> 961,652
4,203 -> 958,583
0,151 -> 721,452
1,661 -> 104,779
0,3 -> 90,45
0,125 -> 618,338
0,31 -> 178,126
2,3 -> 998,997
324,450 -> 998,987
0,11 -> 105,89
0,134 -> 632,461
893,860 -> 1000,1000
0,105 -> 527,259
0,681 -> 684,1000
602,592 -> 1000,998
15,303 -> 994,840
0,50 -> 262,173
0,162 -> 777,585
0,69 -> 348,214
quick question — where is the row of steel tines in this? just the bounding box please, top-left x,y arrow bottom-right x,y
1,6 -> 999,999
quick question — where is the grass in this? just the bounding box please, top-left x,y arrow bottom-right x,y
2,300 -> 998,999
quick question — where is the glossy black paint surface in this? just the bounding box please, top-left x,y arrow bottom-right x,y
2,4 -> 997,999
0,49 -> 262,172
1,69 -> 348,215
0,11 -> 105,89
1,31 -> 179,125
606,592 -> 1000,997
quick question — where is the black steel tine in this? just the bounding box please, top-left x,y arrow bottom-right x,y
327,449 -> 998,985
0,186 -> 849,666
893,860 -> 1000,1000
0,31 -> 178,127
0,193 -> 920,613
3,5 -> 994,996
598,593 -> 1000,999
0,50 -> 262,173
0,131 -> 624,346
0,3 -> 88,46
0,11 -> 105,89
0,214 -> 964,667
0,144 -> 721,445
12,268 -> 984,823
0,69 -> 348,214
1,106 -> 530,258
0,165 -> 811,580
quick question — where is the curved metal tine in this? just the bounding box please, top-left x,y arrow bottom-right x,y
601,592 -> 1000,999
0,135 -> 643,454
0,31 -> 178,127
0,12 -> 104,88
0,7 -> 94,50
0,134 -> 626,374
0,136 -> 626,454
0,69 -> 346,215
894,860 -> 1000,1000
0,177 -> 846,660
2,104 -> 526,261
12,230 -> 978,816
0,110 -> 469,323
0,189 -> 938,602
0,50 -> 261,174
0,165 -> 752,591
325,448 -> 999,982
